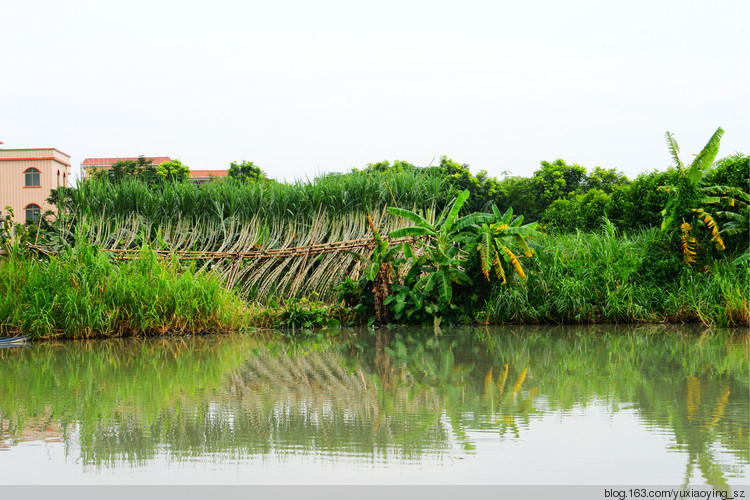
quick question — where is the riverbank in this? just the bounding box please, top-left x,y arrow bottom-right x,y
1,229 -> 747,340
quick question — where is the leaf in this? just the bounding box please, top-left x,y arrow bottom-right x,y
435,271 -> 452,304
502,247 -> 526,280
442,189 -> 470,234
448,268 -> 473,286
514,233 -> 534,257
454,212 -> 494,232
731,252 -> 750,266
687,127 -> 723,185
387,207 -> 431,228
388,226 -> 434,239
665,131 -> 685,170
402,241 -> 414,258
492,249 -> 506,284
477,229 -> 493,280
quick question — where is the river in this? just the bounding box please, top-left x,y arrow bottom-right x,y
0,325 -> 747,486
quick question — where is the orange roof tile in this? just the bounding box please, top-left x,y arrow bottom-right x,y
190,170 -> 229,177
81,157 -> 171,167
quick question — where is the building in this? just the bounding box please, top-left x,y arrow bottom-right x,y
80,156 -> 172,180
0,145 -> 71,222
189,169 -> 229,183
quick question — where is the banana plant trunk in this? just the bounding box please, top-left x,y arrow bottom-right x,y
372,262 -> 393,324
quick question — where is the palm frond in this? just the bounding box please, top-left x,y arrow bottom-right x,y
687,127 -> 724,185
665,131 -> 685,170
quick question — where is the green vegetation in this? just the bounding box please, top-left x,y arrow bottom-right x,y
488,225 -> 748,326
1,130 -> 748,337
0,241 -> 248,339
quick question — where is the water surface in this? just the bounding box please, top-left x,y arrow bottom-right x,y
0,325 -> 747,486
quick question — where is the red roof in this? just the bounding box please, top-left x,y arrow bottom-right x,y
81,157 -> 171,167
190,170 -> 229,178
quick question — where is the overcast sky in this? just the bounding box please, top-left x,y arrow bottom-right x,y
2,0 -> 748,183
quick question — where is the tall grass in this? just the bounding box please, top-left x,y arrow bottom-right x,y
0,243 -> 248,339
72,169 -> 447,226
488,223 -> 749,326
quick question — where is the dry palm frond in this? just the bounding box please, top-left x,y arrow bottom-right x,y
680,219 -> 697,264
693,209 -> 725,251
503,247 -> 526,280
492,251 -> 506,284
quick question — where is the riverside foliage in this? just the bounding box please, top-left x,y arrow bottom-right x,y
1,131 -> 748,336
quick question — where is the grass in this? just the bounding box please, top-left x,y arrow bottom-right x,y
0,243 -> 249,339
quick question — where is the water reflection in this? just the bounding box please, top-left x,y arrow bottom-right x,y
0,325 -> 747,485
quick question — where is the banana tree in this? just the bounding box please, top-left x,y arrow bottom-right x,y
660,128 -> 733,263
468,205 -> 542,284
712,188 -> 750,265
387,189 -> 492,308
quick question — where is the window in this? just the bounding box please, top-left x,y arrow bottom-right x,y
25,204 -> 41,222
24,167 -> 41,187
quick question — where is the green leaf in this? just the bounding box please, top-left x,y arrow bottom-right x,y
387,207 -> 431,228
454,212 -> 494,232
665,131 -> 685,170
687,127 -> 723,184
388,226 -> 434,239
731,251 -> 750,266
448,268 -> 472,286
402,241 -> 414,258
435,271 -> 452,304
442,189 -> 470,234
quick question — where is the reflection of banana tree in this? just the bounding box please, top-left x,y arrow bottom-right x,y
675,381 -> 734,493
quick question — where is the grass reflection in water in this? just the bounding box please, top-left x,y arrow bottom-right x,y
0,325 -> 747,486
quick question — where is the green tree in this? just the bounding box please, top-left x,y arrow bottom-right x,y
532,159 -> 587,212
228,160 -> 267,182
706,153 -> 749,195
542,189 -> 611,233
430,156 -> 502,212
157,159 -> 190,183
388,190 -> 479,308
109,156 -> 159,185
606,169 -> 679,232
469,205 -> 541,284
495,176 -> 539,221
585,166 -> 629,193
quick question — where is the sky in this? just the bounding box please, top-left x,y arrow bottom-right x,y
1,0 -> 748,183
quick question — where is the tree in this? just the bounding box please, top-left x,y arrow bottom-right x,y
585,166 -> 629,193
228,160 -> 267,182
660,128 -> 730,264
157,159 -> 190,183
532,159 -> 587,212
469,205 -> 541,284
606,169 -> 679,232
427,156 -> 503,212
110,156 -> 159,184
542,189 -> 611,233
